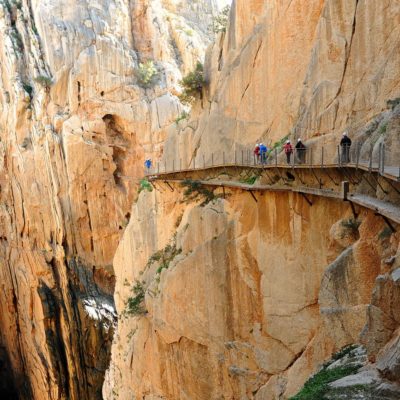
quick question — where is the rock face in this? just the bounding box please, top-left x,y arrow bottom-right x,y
163,0 -> 400,164
0,0 -> 218,398
105,0 -> 400,399
105,184 -> 400,399
1,0 -> 399,399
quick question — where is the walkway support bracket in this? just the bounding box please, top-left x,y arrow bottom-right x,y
301,192 -> 313,206
164,181 -> 174,192
248,190 -> 258,203
348,201 -> 359,219
375,213 -> 396,233
322,168 -> 339,186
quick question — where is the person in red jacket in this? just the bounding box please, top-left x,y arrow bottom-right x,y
283,140 -> 293,164
254,143 -> 260,164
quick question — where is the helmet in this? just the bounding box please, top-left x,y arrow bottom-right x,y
286,140 -> 290,144
297,138 -> 301,142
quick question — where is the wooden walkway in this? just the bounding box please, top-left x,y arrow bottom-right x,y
147,161 -> 400,226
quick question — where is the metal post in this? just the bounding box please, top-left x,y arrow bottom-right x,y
234,150 -> 237,164
194,157 -> 196,170
382,144 -> 385,174
223,152 -> 225,165
203,154 -> 205,168
310,148 -> 313,166
356,143 -> 360,169
369,143 -> 373,171
321,146 -> 324,167
180,158 -> 182,171
172,159 -> 175,172
241,150 -> 244,165
292,148 -> 295,167
164,160 -> 166,173
212,152 -> 214,166
275,148 -> 278,167
157,163 -> 159,173
337,145 -> 341,166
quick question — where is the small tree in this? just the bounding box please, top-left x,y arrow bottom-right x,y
34,75 -> 53,89
178,62 -> 205,105
136,60 -> 158,88
212,5 -> 230,34
126,281 -> 146,316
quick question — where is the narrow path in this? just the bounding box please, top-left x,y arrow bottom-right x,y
146,156 -> 400,230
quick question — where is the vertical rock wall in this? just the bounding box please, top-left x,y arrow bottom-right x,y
105,185 -> 400,398
0,0 -> 218,398
163,0 -> 400,163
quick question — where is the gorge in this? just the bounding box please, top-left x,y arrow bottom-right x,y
0,0 -> 399,399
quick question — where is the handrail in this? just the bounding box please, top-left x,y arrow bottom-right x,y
144,144 -> 400,181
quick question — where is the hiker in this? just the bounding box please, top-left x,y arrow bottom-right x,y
259,143 -> 268,164
254,144 -> 260,163
144,159 -> 152,172
295,138 -> 306,164
283,140 -> 293,164
340,132 -> 352,163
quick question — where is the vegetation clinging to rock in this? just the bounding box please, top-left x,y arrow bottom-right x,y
34,75 -> 53,89
178,62 -> 205,105
136,60 -> 158,88
126,281 -> 146,316
181,179 -> 219,206
212,5 -> 230,34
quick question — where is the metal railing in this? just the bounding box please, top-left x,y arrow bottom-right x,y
144,143 -> 400,180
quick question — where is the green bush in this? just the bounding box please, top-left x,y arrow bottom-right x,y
146,237 -> 182,275
379,122 -> 388,135
212,5 -> 230,34
138,178 -> 153,194
268,134 -> 290,155
240,175 -> 257,185
178,62 -> 205,105
341,218 -> 361,232
35,75 -> 53,89
290,364 -> 362,400
181,179 -> 219,206
126,281 -> 146,316
136,60 -> 158,88
175,110 -> 189,124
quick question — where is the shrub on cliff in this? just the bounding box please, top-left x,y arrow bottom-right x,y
136,60 -> 158,88
34,75 -> 53,89
126,281 -> 146,316
178,62 -> 205,105
212,5 -> 230,34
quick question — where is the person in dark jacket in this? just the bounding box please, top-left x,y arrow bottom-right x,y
295,138 -> 306,164
283,140 -> 293,164
340,132 -> 352,163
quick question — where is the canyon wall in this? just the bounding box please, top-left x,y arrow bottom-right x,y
164,0 -> 400,165
0,0 -> 219,398
105,183 -> 400,399
106,0 -> 400,398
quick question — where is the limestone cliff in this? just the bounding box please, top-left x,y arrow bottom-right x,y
1,0 -> 400,399
0,0 -> 219,398
106,0 -> 400,399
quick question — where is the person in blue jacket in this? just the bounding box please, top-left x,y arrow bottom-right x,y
259,143 -> 268,164
144,159 -> 152,171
